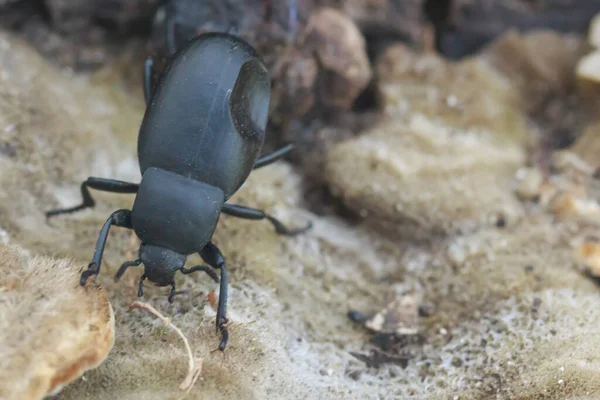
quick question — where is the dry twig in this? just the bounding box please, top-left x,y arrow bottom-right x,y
129,301 -> 203,398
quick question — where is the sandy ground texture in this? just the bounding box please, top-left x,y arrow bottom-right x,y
1,22 -> 600,400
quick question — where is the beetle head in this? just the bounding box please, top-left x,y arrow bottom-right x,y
139,243 -> 187,286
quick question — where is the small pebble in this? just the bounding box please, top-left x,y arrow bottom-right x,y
589,14 -> 600,48
515,167 -> 543,201
388,366 -> 401,378
446,95 -> 458,107
348,370 -> 361,381
451,357 -> 463,367
418,303 -> 436,317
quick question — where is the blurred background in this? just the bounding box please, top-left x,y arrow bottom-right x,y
3,0 -> 600,217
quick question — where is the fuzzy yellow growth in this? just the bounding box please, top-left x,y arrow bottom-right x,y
0,245 -> 114,400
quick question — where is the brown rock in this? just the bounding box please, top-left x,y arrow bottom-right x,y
302,7 -> 372,109
483,30 -> 587,154
483,31 -> 584,116
578,240 -> 600,277
576,51 -> 600,85
325,114 -> 525,237
325,40 -> 530,237
589,13 -> 600,48
0,245 -> 114,400
570,122 -> 600,173
527,149 -> 600,223
363,295 -> 419,336
269,49 -> 319,125
515,167 -> 544,201
376,43 -> 529,141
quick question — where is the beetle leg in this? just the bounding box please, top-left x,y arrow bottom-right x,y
181,265 -> 220,283
253,143 -> 294,169
168,281 -> 176,303
221,204 -> 312,236
166,15 -> 184,56
138,274 -> 147,297
143,56 -> 155,105
114,259 -> 142,282
199,242 -> 229,351
46,177 -> 139,218
80,209 -> 133,286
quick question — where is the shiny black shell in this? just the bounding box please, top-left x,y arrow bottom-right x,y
132,167 -> 224,255
137,32 -> 270,199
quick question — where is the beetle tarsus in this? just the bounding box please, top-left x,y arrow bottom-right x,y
217,317 -> 229,351
114,259 -> 142,282
45,178 -> 139,218
215,263 -> 227,334
181,265 -> 219,282
46,181 -> 95,218
80,262 -> 99,286
168,281 -> 176,303
266,216 -> 312,236
138,274 -> 147,297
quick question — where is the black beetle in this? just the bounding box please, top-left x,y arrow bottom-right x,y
45,32 -> 311,351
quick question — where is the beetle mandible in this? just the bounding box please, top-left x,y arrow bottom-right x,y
45,32 -> 311,351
